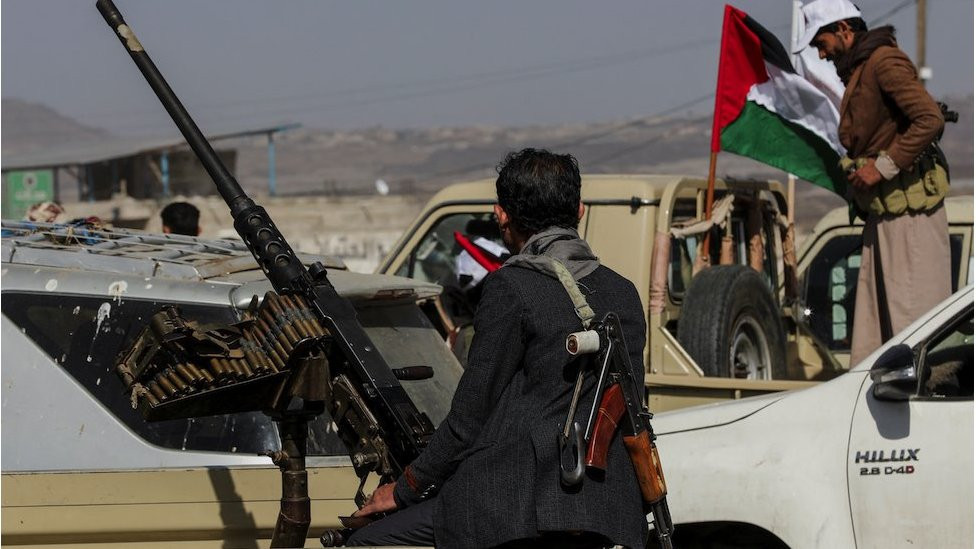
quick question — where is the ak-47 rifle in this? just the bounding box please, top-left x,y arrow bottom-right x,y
564,312 -> 675,549
97,1 -> 434,545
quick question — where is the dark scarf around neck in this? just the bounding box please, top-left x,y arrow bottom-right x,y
836,25 -> 897,85
504,226 -> 600,281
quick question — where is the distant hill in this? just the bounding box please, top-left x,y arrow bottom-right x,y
222,93 -> 971,231
1,98 -> 111,156
3,94 -> 970,232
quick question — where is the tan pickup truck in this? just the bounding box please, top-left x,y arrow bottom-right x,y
0,223 -> 461,549
378,175 -> 973,411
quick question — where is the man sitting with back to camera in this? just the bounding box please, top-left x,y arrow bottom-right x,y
346,148 -> 649,548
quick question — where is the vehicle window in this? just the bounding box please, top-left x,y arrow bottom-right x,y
396,212 -> 505,324
668,198 -> 702,299
1,293 -> 346,456
917,305 -> 974,399
357,302 -> 464,425
803,234 -> 862,351
950,234 -> 965,291
669,235 -> 697,297
803,234 -> 964,352
668,195 -> 778,298
396,212 -> 503,285
728,215 -> 779,290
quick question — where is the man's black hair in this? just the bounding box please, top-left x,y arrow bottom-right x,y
160,201 -> 200,236
495,148 -> 581,235
817,17 -> 868,36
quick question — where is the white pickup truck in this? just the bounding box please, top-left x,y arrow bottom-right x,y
654,285 -> 974,548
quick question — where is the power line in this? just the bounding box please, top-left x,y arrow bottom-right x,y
20,13 -> 796,138
424,95 -> 715,181
555,92 -> 714,150
73,36 -> 721,134
587,113 -> 712,165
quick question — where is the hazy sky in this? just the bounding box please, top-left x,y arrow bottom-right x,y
2,0 -> 973,137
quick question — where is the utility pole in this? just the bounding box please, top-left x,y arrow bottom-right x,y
917,0 -> 931,85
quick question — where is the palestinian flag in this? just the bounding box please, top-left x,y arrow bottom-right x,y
711,5 -> 847,197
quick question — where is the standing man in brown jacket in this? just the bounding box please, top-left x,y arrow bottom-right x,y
797,0 -> 951,365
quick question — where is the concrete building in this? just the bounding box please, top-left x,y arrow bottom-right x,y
1,124 -> 297,219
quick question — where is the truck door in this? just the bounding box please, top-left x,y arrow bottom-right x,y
847,304 -> 974,547
800,227 -> 969,369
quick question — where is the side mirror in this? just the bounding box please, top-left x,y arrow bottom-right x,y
869,344 -> 917,401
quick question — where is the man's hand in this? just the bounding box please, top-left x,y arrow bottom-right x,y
352,482 -> 398,517
848,157 -> 883,190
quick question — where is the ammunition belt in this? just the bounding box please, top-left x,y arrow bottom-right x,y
115,291 -> 329,420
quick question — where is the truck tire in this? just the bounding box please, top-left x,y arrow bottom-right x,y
677,265 -> 787,379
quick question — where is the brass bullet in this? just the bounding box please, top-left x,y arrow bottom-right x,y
242,327 -> 269,372
236,358 -> 254,378
257,315 -> 292,356
218,358 -> 238,379
209,357 -> 229,378
196,365 -> 215,384
166,369 -> 191,393
156,373 -> 177,396
148,380 -> 167,401
262,348 -> 283,373
247,326 -> 283,372
282,295 -> 313,339
186,362 -> 206,381
266,295 -> 302,345
295,295 -> 328,337
175,363 -> 197,385
284,295 -> 319,339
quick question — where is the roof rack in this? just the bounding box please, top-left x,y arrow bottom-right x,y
0,220 -> 343,281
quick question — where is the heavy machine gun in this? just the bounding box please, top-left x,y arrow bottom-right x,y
97,1 -> 435,545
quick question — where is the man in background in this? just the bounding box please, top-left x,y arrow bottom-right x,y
160,202 -> 201,236
799,0 -> 950,364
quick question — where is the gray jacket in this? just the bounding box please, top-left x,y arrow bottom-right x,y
395,264 -> 648,549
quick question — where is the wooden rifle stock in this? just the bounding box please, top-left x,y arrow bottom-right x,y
623,430 -> 668,505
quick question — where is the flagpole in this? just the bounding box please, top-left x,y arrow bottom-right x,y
787,0 -> 803,226
706,6 -> 736,259
704,151 -> 718,255
781,0 -> 803,301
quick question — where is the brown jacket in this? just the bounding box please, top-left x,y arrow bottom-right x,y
838,45 -> 943,170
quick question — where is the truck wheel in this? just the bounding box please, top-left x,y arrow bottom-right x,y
677,265 -> 787,379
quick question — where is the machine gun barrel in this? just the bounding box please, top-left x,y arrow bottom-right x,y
96,0 -> 433,483
96,0 -> 250,217
97,0 -> 311,294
